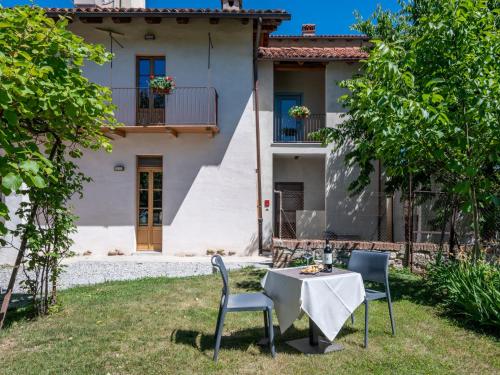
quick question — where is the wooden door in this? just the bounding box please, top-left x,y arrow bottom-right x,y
136,56 -> 166,125
137,167 -> 163,251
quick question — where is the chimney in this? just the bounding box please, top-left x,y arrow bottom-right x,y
301,24 -> 316,37
221,0 -> 243,11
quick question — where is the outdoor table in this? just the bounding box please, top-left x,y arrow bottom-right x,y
261,266 -> 365,354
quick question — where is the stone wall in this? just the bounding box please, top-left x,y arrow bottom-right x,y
272,239 -> 452,273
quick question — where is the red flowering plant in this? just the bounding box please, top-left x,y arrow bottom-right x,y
149,75 -> 175,94
288,105 -> 311,119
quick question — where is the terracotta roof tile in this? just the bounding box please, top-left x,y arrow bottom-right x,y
270,34 -> 369,40
258,47 -> 369,61
45,7 -> 290,18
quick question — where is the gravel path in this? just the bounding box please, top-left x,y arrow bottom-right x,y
0,257 -> 271,293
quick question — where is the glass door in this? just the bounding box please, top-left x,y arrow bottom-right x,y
275,94 -> 303,142
137,167 -> 163,251
136,56 -> 166,125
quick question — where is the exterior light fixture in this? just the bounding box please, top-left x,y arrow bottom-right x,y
114,164 -> 125,172
144,33 -> 155,40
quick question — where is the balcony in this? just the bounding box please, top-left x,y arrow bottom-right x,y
105,87 -> 219,137
273,114 -> 325,143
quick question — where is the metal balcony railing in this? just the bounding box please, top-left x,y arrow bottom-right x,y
111,87 -> 218,126
273,114 -> 326,143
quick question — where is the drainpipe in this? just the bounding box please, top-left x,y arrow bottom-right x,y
253,17 -> 263,255
377,159 -> 382,241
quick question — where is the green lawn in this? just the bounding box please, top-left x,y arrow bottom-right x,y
0,268 -> 498,375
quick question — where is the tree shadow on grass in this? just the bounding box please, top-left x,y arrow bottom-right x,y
0,293 -> 35,329
234,268 -> 267,292
386,272 -> 438,306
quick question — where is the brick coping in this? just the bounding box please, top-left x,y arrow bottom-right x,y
272,238 -> 445,253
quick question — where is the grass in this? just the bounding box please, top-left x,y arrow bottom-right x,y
0,268 -> 498,375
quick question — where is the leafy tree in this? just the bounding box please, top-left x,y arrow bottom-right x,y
0,6 -> 117,327
317,0 -> 500,258
14,153 -> 88,315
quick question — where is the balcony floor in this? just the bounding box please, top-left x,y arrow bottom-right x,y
102,124 -> 220,138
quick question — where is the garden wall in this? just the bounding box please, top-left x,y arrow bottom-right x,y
271,238 -> 490,273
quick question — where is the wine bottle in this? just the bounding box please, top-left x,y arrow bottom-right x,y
323,239 -> 333,272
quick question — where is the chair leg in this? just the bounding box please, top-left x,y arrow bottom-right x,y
266,308 -> 276,358
364,300 -> 369,349
264,310 -> 269,338
387,293 -> 396,336
213,308 -> 226,362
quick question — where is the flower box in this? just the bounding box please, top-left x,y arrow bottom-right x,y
149,75 -> 175,95
288,105 -> 311,120
152,87 -> 173,95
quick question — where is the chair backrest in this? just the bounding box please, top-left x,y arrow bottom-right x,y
347,250 -> 389,284
211,255 -> 229,303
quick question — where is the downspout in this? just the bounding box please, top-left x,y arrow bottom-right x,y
253,17 -> 263,255
377,160 -> 382,241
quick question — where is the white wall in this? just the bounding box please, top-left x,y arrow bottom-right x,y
57,18 -> 258,256
0,194 -> 24,265
258,60 -> 387,243
258,60 -> 275,247
296,210 -> 325,240
273,155 -> 325,211
274,70 -> 325,114
325,62 -> 384,240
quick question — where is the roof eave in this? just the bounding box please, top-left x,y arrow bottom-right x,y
45,9 -> 291,20
258,57 -> 366,62
270,35 -> 369,40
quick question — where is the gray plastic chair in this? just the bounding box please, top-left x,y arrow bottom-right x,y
347,250 -> 395,348
211,255 -> 275,361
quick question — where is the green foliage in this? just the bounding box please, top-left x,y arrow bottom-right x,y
288,105 -> 311,119
427,255 -> 500,329
149,75 -> 176,92
289,257 -> 310,267
0,5 -> 119,318
0,5 -> 117,238
14,151 -> 88,315
315,0 -> 500,254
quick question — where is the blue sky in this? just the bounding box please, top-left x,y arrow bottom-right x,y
0,0 -> 400,34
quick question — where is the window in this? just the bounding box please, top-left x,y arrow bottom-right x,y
137,56 -> 166,110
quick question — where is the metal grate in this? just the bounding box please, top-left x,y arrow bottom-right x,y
274,189 -> 304,239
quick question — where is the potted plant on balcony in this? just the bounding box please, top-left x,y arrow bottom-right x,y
149,75 -> 176,95
288,105 -> 311,120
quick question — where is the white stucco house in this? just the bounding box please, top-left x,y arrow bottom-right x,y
1,0 -> 406,263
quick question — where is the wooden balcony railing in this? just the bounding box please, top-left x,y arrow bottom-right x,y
274,114 -> 326,143
111,87 -> 218,127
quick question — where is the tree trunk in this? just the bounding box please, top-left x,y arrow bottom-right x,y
448,204 -> 457,258
0,140 -> 61,329
439,197 -> 450,254
470,185 -> 481,261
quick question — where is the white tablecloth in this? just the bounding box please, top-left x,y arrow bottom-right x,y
261,267 -> 365,342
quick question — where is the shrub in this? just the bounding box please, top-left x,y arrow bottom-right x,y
427,255 -> 500,329
289,257 -> 310,267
